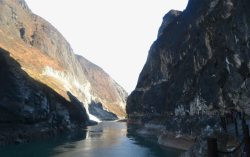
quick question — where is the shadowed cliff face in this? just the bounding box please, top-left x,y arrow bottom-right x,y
127,0 -> 250,116
0,0 -> 127,120
0,48 -> 88,145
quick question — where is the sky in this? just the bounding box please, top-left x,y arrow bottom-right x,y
25,0 -> 188,94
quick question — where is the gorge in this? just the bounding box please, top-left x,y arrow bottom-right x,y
1,0 -> 250,157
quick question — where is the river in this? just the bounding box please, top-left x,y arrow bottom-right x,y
0,122 -> 182,157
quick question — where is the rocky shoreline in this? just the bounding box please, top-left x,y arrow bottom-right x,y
158,133 -> 196,151
128,117 -> 196,151
128,113 -> 246,156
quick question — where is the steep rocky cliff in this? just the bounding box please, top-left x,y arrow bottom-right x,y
0,0 -> 127,123
127,0 -> 250,117
127,0 -> 250,155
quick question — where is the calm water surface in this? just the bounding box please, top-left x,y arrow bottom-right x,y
0,122 -> 182,157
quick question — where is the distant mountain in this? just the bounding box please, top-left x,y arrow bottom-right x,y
0,0 -> 127,144
76,55 -> 127,120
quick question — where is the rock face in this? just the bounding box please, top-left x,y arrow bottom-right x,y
0,48 -> 88,145
0,0 -> 127,124
127,0 -> 250,155
127,0 -> 250,117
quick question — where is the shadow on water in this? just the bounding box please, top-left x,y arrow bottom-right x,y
0,129 -> 87,157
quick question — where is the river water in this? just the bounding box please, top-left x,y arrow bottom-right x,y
0,122 -> 182,157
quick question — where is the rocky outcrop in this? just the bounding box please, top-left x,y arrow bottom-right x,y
0,0 -> 127,123
158,10 -> 182,37
127,0 -> 250,155
0,48 -> 88,145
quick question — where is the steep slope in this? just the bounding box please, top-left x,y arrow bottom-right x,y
127,0 -> 250,152
0,48 -> 88,145
76,55 -> 127,120
0,0 -> 127,121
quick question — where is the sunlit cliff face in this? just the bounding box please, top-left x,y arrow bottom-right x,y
0,0 -> 127,121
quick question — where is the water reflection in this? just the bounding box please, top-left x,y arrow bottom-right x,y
0,122 -> 182,157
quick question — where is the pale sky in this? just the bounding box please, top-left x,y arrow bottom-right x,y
25,0 -> 188,93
